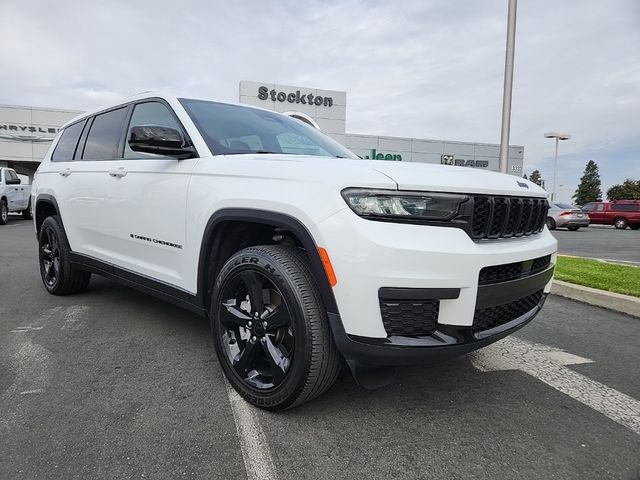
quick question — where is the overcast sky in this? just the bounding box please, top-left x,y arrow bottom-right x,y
1,0 -> 638,202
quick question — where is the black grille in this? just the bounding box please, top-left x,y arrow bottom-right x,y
478,255 -> 552,285
471,196 -> 548,240
380,300 -> 439,337
473,290 -> 543,333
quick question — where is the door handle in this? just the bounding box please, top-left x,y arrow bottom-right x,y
108,168 -> 128,178
58,168 -> 71,177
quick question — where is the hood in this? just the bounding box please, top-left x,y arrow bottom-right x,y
365,160 -> 547,197
212,154 -> 547,198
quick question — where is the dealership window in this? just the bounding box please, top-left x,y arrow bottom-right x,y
124,102 -> 183,159
82,107 -> 128,160
51,120 -> 87,162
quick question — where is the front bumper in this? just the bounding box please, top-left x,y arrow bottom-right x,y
313,208 -> 557,363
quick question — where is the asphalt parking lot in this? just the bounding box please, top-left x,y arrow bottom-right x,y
1,217 -> 639,480
552,225 -> 640,264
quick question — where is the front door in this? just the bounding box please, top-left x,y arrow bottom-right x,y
104,100 -> 198,289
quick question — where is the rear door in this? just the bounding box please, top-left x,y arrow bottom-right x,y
585,202 -> 606,224
60,106 -> 129,261
102,100 -> 198,288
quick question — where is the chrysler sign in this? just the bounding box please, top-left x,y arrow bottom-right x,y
0,123 -> 59,142
258,86 -> 334,107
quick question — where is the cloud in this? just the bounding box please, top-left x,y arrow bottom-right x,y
0,0 -> 638,201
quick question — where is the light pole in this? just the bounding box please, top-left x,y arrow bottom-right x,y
499,0 -> 518,174
544,132 -> 571,201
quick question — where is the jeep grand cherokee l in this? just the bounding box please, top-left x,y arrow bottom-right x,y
31,92 -> 557,410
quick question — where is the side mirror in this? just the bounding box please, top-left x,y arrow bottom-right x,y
6,177 -> 21,185
128,125 -> 196,158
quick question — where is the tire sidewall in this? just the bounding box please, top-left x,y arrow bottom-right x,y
614,218 -> 627,229
0,200 -> 7,224
211,248 -> 315,409
546,218 -> 555,230
38,216 -> 69,293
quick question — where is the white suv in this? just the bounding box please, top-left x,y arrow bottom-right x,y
32,92 -> 557,410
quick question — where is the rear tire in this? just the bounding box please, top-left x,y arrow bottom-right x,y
211,245 -> 341,411
0,199 -> 7,225
614,217 -> 628,229
38,215 -> 91,295
22,199 -> 32,220
546,217 -> 556,230
567,226 -> 579,231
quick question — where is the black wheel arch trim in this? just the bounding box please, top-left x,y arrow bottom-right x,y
196,208 -> 340,316
34,194 -> 63,236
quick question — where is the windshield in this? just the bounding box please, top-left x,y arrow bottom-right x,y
179,98 -> 358,159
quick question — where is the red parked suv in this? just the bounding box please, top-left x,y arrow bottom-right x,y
581,200 -> 640,230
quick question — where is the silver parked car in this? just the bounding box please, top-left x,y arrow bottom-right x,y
546,203 -> 590,231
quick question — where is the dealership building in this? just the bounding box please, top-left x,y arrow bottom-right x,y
0,81 -> 524,181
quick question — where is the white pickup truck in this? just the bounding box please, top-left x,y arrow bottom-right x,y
0,167 -> 32,225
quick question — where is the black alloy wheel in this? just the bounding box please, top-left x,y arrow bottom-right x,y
40,223 -> 61,289
211,245 -> 341,410
218,269 -> 294,390
37,215 -> 91,295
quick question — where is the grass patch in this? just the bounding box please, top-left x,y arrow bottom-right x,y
555,256 -> 640,298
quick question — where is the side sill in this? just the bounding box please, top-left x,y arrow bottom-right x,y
69,252 -> 206,317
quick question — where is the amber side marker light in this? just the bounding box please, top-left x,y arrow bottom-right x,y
318,247 -> 337,287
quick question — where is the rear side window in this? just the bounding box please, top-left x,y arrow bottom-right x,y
611,204 -> 639,212
51,120 -> 86,162
82,107 -> 128,160
596,204 -> 605,211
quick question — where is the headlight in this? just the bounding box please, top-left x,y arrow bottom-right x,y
341,188 -> 468,221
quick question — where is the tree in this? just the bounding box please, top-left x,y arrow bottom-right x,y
607,179 -> 640,200
529,170 -> 543,187
573,160 -> 602,206
522,173 -> 528,180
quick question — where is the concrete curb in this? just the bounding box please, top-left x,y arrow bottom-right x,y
551,280 -> 640,318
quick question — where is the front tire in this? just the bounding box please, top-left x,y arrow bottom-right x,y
631,225 -> 640,231
614,217 -> 628,229
211,245 -> 341,411
38,215 -> 91,295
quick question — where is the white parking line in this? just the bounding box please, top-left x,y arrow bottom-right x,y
472,337 -> 640,435
224,379 -> 278,480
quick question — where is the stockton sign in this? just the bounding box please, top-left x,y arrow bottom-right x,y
441,154 -> 488,169
258,86 -> 334,107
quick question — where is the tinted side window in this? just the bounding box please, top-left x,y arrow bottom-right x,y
124,102 -> 182,159
5,170 -> 18,182
51,120 -> 86,162
82,107 -> 128,160
596,204 -> 605,211
612,204 -> 639,212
